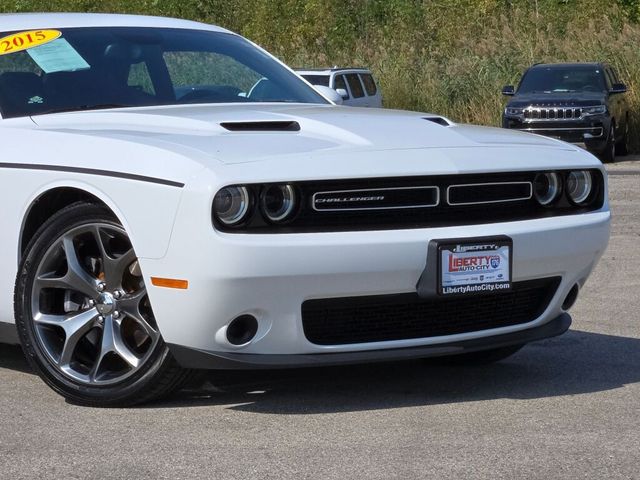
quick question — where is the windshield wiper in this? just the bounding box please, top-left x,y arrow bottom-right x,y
33,103 -> 135,116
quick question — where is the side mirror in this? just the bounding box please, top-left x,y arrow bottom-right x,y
335,88 -> 349,100
610,83 -> 627,94
313,85 -> 343,105
502,85 -> 515,96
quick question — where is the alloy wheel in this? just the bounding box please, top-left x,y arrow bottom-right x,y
30,223 -> 159,385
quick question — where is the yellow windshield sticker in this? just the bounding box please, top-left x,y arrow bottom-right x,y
0,30 -> 62,56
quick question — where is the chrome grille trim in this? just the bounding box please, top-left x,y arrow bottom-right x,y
446,182 -> 533,206
517,126 -> 604,137
312,186 -> 440,211
523,106 -> 583,122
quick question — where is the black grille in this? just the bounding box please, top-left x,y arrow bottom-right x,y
447,182 -> 531,205
302,277 -> 560,345
313,186 -> 438,211
524,107 -> 582,120
214,170 -> 604,233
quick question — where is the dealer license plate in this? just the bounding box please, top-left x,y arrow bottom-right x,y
437,238 -> 512,296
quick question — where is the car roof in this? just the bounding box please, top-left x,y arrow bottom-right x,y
295,67 -> 372,74
529,62 -> 607,70
0,12 -> 230,33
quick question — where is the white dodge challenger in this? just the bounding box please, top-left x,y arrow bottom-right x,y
0,13 -> 610,406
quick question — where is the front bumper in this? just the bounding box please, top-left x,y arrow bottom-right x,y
503,116 -> 610,147
141,206 -> 610,363
168,313 -> 571,369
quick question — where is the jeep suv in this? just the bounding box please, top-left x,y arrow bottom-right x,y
502,63 -> 629,162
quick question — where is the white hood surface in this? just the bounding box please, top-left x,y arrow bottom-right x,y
30,103 -> 575,166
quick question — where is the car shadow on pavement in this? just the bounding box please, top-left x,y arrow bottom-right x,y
154,329 -> 640,413
1,329 -> 639,412
0,344 -> 32,374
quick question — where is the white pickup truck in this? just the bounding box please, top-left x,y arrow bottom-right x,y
296,67 -> 383,107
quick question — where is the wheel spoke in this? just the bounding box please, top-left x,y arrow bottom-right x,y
118,289 -> 147,321
36,237 -> 99,298
113,321 -> 142,369
92,226 -> 135,289
118,289 -> 159,342
92,316 -> 141,380
108,249 -> 136,289
35,309 -> 98,367
63,236 -> 100,296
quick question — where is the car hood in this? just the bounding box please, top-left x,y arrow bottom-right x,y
30,103 -> 574,167
507,92 -> 606,108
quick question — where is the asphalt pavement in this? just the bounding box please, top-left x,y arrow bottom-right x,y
1,157 -> 639,480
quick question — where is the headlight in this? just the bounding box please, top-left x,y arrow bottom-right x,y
533,172 -> 561,205
261,184 -> 297,222
566,171 -> 593,204
505,107 -> 524,116
582,105 -> 607,116
213,186 -> 251,226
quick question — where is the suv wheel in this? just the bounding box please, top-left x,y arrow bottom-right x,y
599,124 -> 616,163
15,202 -> 193,407
616,117 -> 630,156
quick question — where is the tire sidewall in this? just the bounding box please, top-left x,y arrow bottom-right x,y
599,124 -> 616,163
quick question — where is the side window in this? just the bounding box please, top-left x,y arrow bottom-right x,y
334,74 -> 350,98
301,74 -> 329,87
610,67 -> 622,84
360,73 -> 377,96
345,73 -> 364,98
603,69 -> 614,90
128,62 -> 155,95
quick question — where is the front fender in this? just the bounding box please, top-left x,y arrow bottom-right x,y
18,177 -> 185,261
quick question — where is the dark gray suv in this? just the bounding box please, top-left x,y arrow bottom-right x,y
502,63 -> 629,162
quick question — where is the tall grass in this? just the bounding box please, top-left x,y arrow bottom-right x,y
2,0 -> 640,149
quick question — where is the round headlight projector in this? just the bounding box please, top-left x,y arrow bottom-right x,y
213,186 -> 250,226
566,170 -> 593,205
533,172 -> 561,205
261,184 -> 296,222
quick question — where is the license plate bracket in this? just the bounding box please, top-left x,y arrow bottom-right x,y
436,237 -> 513,296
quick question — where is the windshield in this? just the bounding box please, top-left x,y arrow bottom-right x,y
0,27 -> 328,118
518,66 -> 606,94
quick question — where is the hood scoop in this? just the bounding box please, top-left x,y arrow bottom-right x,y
423,116 -> 451,127
220,120 -> 301,132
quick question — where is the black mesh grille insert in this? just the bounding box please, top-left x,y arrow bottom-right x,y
448,182 -> 531,205
302,277 -> 560,345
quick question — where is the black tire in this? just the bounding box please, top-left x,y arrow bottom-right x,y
14,201 -> 192,407
426,344 -> 524,366
616,116 -> 630,156
599,124 -> 616,163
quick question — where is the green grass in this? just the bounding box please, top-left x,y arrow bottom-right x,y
2,0 -> 640,149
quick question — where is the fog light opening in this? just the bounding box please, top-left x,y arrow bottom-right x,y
226,315 -> 259,346
562,284 -> 579,311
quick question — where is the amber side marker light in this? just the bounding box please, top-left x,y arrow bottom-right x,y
151,277 -> 189,290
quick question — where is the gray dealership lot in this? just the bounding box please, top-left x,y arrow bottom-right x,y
1,159 -> 639,480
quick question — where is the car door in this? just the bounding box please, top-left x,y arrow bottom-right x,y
344,73 -> 368,107
359,73 -> 382,108
604,67 -> 623,129
332,74 -> 351,105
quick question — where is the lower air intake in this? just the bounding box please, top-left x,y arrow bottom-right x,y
302,277 -> 560,345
